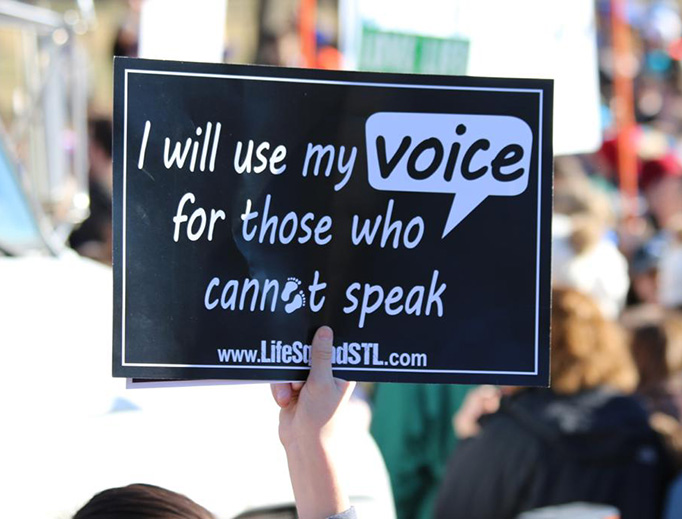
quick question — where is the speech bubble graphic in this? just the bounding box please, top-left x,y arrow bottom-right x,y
365,112 -> 533,237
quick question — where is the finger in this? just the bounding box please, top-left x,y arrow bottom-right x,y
271,382 -> 293,408
291,381 -> 304,392
335,379 -> 356,402
309,326 -> 334,385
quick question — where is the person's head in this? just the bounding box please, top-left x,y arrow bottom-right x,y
641,154 -> 682,228
630,239 -> 663,304
113,24 -> 138,58
552,165 -> 613,255
630,311 -> 682,390
551,287 -> 638,395
73,484 -> 214,519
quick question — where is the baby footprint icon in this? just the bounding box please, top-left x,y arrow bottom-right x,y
281,277 -> 306,313
281,277 -> 301,301
285,291 -> 306,314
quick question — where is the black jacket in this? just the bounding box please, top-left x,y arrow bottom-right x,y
434,388 -> 670,519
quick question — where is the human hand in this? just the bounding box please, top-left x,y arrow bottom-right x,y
272,326 -> 355,448
453,385 -> 501,439
271,326 -> 355,519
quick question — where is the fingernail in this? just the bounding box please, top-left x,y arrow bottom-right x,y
317,326 -> 333,340
276,388 -> 288,404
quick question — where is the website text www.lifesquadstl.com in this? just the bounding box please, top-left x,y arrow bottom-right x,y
217,340 -> 428,368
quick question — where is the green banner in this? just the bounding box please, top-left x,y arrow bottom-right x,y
359,25 -> 469,75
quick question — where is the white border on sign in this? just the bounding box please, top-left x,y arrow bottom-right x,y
121,68 -> 545,376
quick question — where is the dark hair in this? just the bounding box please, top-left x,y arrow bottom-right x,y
112,26 -> 138,58
631,312 -> 682,389
89,117 -> 113,158
73,484 -> 214,519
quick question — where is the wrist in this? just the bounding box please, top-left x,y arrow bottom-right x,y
285,437 -> 350,519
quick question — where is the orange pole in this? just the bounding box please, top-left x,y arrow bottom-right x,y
611,0 -> 638,221
300,0 -> 317,67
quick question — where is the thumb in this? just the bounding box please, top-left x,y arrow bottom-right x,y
309,326 -> 334,385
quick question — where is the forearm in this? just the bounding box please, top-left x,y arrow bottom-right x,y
285,438 -> 350,519
275,327 -> 356,519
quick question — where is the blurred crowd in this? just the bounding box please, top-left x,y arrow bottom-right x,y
370,2 -> 682,519
63,1 -> 682,518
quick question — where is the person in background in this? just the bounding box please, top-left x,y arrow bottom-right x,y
665,473 -> 682,519
552,160 -> 629,319
74,484 -> 214,519
629,310 -> 682,471
73,327 -> 357,519
660,215 -> 682,309
433,287 -> 670,519
640,154 -> 682,232
112,0 -> 140,58
629,238 -> 663,305
370,383 -> 471,519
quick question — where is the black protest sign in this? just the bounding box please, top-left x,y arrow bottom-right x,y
113,57 -> 552,385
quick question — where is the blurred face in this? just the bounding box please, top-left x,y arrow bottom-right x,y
632,270 -> 659,305
646,176 -> 682,227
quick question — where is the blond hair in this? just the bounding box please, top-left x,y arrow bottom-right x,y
551,287 -> 638,394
